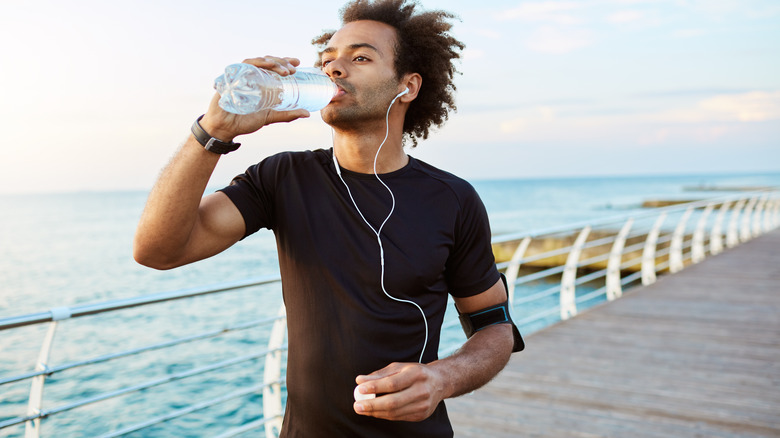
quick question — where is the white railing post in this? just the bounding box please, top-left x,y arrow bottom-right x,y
642,213 -> 667,285
25,306 -> 72,438
726,198 -> 746,248
710,201 -> 731,256
504,237 -> 532,306
692,203 -> 714,263
560,226 -> 590,320
25,322 -> 60,438
669,207 -> 693,273
606,219 -> 633,301
740,197 -> 758,242
763,198 -> 775,232
263,304 -> 286,438
752,195 -> 767,238
773,199 -> 780,229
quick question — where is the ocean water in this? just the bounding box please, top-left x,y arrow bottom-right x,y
1,170 -> 779,437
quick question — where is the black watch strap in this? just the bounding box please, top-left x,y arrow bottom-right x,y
191,115 -> 241,155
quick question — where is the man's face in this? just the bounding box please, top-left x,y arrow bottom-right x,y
319,20 -> 403,129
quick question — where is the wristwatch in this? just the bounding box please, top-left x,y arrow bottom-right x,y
191,115 -> 241,155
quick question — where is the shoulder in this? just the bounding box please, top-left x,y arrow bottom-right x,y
240,148 -> 331,183
409,157 -> 482,207
256,148 -> 331,173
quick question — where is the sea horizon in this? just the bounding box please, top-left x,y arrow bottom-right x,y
3,169 -> 780,318
2,168 -> 779,197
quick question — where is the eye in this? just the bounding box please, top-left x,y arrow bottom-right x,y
321,59 -> 333,67
354,56 -> 369,62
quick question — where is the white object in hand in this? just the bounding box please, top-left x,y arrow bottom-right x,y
354,386 -> 376,401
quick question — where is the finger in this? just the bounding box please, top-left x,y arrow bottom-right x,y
357,364 -> 419,396
241,56 -> 300,76
263,109 -> 310,124
354,391 -> 431,422
356,362 -> 404,384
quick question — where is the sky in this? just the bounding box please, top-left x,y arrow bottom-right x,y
0,0 -> 778,194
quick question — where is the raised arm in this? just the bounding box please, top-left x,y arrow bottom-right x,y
133,56 -> 310,270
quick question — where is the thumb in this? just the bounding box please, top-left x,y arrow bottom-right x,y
356,362 -> 404,384
265,109 -> 311,124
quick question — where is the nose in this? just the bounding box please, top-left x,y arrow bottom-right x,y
323,59 -> 344,78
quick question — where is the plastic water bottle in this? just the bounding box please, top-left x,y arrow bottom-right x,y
214,64 -> 338,114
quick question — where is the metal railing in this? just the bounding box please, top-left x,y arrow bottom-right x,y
488,190 -> 779,336
1,190 -> 778,437
0,277 -> 288,438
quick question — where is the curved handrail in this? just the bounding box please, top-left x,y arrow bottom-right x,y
0,275 -> 282,331
491,191 -> 775,244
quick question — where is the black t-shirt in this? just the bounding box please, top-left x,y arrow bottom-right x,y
220,149 -> 499,437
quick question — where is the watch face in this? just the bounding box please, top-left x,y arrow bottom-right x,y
192,116 -> 239,154
205,138 -> 236,154
205,138 -> 221,151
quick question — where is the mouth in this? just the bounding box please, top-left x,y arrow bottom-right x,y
331,81 -> 351,102
329,85 -> 346,104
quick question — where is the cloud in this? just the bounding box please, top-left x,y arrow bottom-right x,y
698,91 -> 780,122
462,48 -> 485,60
606,10 -> 644,24
475,28 -> 501,40
632,88 -> 751,99
499,1 -> 584,25
671,28 -> 707,38
475,90 -> 780,145
644,91 -> 780,124
525,26 -> 595,54
499,106 -> 557,133
497,1 -> 644,54
574,91 -> 780,129
636,124 -> 745,146
573,90 -> 780,147
500,117 -> 529,134
637,127 -> 670,145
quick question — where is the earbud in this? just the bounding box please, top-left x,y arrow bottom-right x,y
396,87 -> 410,98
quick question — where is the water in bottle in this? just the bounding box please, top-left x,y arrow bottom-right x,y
214,63 -> 338,114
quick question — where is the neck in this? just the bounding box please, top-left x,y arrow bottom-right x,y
331,114 -> 408,175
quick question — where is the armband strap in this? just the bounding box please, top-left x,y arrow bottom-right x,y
456,274 -> 525,352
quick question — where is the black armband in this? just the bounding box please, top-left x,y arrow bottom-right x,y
456,274 -> 525,352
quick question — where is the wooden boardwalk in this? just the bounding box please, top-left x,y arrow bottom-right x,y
448,228 -> 780,438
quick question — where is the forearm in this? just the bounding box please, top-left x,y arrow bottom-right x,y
431,323 -> 514,399
133,135 -> 221,268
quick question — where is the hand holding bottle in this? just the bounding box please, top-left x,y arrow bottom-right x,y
199,56 -> 313,142
215,62 -> 337,113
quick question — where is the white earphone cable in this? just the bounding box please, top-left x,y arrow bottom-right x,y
332,89 -> 428,363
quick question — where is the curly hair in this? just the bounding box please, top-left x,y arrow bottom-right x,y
312,0 -> 464,147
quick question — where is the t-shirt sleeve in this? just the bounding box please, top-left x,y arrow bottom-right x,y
445,183 -> 500,298
218,154 -> 286,238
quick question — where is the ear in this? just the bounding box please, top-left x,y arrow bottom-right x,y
399,73 -> 422,103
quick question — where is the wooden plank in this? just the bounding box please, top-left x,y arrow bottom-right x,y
448,228 -> 780,438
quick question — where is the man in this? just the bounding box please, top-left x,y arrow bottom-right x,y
134,0 -> 521,436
